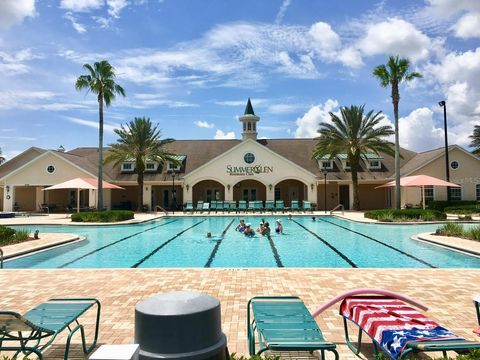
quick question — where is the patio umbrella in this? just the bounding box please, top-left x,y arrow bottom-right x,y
375,175 -> 461,209
42,177 -> 124,212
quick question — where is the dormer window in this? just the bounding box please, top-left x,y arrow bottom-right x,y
121,162 -> 134,172
168,162 -> 181,172
321,160 -> 333,170
343,161 -> 350,169
368,160 -> 381,169
145,162 -> 157,172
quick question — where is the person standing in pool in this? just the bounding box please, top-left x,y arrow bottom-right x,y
244,223 -> 255,237
275,219 -> 283,234
236,218 -> 246,232
260,222 -> 271,236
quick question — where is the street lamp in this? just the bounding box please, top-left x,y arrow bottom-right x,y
439,100 -> 450,202
171,172 -> 176,214
322,168 -> 328,214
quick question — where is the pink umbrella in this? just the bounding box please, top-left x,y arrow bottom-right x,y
43,177 -> 123,212
375,175 -> 460,209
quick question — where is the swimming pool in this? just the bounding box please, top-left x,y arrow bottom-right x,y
5,216 -> 480,268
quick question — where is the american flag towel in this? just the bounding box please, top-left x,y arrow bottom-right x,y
340,296 -> 463,359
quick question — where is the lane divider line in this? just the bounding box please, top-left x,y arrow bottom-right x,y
266,234 -> 284,267
204,218 -> 236,268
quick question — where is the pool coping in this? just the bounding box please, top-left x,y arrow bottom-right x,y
414,232 -> 480,258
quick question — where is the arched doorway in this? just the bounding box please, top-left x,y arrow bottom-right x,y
233,179 -> 266,202
274,179 -> 307,207
192,180 -> 225,204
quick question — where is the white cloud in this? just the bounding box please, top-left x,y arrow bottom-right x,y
337,47 -> 364,68
294,99 -> 339,138
214,129 -> 236,139
275,0 -> 291,24
107,0 -> 128,17
357,18 -> 431,62
194,120 -> 215,129
60,0 -> 104,12
64,12 -> 87,33
309,22 -> 341,57
426,0 -> 480,16
267,103 -> 303,114
0,49 -> 40,76
453,12 -> 480,38
0,0 -> 35,29
398,108 -> 444,151
0,90 -> 55,109
65,116 -> 119,133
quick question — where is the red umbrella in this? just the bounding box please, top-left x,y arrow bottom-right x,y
375,175 -> 460,209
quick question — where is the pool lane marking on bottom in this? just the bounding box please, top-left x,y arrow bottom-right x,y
319,218 -> 436,268
58,219 -> 178,268
292,219 -> 357,268
266,234 -> 284,267
132,219 -> 207,268
204,218 -> 236,268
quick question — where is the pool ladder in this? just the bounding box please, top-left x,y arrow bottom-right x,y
330,204 -> 344,215
0,248 -> 3,269
154,205 -> 169,216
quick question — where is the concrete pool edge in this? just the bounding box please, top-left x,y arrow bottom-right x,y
414,232 -> 480,258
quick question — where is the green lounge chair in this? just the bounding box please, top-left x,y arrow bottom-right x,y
0,298 -> 101,360
291,200 -> 300,212
247,201 -> 255,212
238,200 -> 247,213
264,200 -> 274,213
222,201 -> 231,213
202,202 -> 210,213
247,296 -> 338,359
195,201 -> 204,212
210,201 -> 218,213
302,200 -> 312,213
275,200 -> 285,213
216,201 -> 224,213
184,201 -> 194,213
253,201 -> 263,213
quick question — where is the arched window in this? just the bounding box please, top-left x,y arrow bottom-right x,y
247,122 -> 251,131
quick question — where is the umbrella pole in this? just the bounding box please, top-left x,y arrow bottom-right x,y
422,186 -> 425,210
77,189 -> 80,213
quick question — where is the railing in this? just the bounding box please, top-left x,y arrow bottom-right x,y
154,205 -> 168,216
330,204 -> 344,215
0,248 -> 3,269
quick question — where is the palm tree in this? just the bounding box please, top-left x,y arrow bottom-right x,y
313,105 -> 395,210
0,147 -> 5,165
75,60 -> 125,210
105,117 -> 179,212
373,55 -> 422,209
470,125 -> 480,155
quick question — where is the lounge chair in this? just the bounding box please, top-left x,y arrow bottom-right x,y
238,200 -> 247,213
253,201 -> 263,213
195,201 -> 204,213
264,200 -> 274,213
184,201 -> 194,213
247,296 -> 338,359
302,200 -> 312,213
210,201 -> 217,213
0,297 -> 101,360
247,201 -> 255,212
222,201 -> 231,213
216,201 -> 224,213
202,202 -> 210,213
332,289 -> 480,359
291,200 -> 299,212
274,200 -> 285,213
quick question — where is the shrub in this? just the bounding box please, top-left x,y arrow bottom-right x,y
466,225 -> 480,241
0,225 -> 16,242
427,200 -> 478,212
436,222 -> 464,237
365,209 -> 446,222
71,210 -> 134,223
14,228 -> 30,241
444,204 -> 480,215
0,225 -> 30,246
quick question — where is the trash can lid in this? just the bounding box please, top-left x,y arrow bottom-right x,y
135,291 -> 220,316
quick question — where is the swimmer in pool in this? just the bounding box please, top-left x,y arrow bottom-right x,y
244,223 -> 255,237
275,219 -> 283,234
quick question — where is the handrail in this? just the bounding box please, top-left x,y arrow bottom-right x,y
0,248 -> 3,269
330,204 -> 344,215
154,205 -> 168,215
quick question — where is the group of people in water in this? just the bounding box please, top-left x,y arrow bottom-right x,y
235,218 -> 283,237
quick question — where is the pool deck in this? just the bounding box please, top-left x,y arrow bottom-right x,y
1,212 -> 480,359
0,268 -> 479,359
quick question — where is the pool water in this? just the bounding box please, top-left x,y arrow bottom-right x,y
5,216 -> 480,268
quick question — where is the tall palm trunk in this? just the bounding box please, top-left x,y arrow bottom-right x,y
137,172 -> 144,212
351,156 -> 360,210
392,82 -> 401,209
98,93 -> 104,210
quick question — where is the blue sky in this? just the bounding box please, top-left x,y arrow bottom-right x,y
0,0 -> 479,160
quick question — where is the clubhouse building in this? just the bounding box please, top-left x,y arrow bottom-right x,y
1,99 -> 479,212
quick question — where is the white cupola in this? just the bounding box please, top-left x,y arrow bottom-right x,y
239,98 -> 260,141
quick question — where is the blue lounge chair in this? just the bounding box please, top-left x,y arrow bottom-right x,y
195,201 -> 204,213
210,201 -> 218,213
216,201 -> 224,213
302,200 -> 312,213
238,200 -> 247,213
291,200 -> 300,212
0,298 -> 101,360
222,201 -> 230,213
275,200 -> 285,213
253,201 -> 263,212
247,201 -> 255,212
264,200 -> 274,213
202,202 -> 210,213
184,201 -> 194,213
247,296 -> 338,359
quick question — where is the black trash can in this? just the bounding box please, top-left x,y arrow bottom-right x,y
135,291 -> 228,360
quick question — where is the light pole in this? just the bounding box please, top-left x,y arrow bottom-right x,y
322,169 -> 328,214
171,172 -> 176,214
439,100 -> 450,202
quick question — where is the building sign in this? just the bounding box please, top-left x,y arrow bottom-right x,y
226,165 -> 273,176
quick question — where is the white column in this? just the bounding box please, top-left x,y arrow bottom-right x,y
225,185 -> 233,201
4,184 -> 13,211
35,187 -> 43,207
89,189 -> 96,208
266,185 -> 274,201
349,183 -> 354,210
183,185 -> 192,202
307,182 -> 317,204
143,184 -> 151,211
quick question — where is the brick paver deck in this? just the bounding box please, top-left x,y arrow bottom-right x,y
1,268 -> 479,359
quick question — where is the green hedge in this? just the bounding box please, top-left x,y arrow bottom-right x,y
71,210 -> 134,223
364,209 -> 447,222
443,204 -> 480,215
436,223 -> 480,241
427,200 -> 478,212
0,225 -> 30,246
